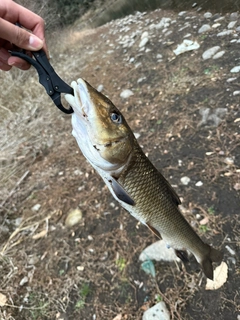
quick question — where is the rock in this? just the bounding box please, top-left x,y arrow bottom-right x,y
212,23 -> 221,28
139,240 -> 178,262
142,302 -> 170,320
31,204 -> 41,212
139,37 -> 149,48
173,39 -> 200,55
178,11 -> 187,17
180,176 -> 191,185
65,209 -> 82,227
225,245 -> 235,255
233,91 -> 240,96
198,107 -> 227,127
195,181 -> 203,187
229,12 -> 238,21
226,77 -> 237,82
141,31 -> 149,39
217,30 -> 232,36
228,21 -> 237,29
202,46 -> 220,60
154,17 -> 171,29
97,84 -> 104,92
19,276 -> 28,286
230,66 -> 240,73
213,50 -> 225,59
198,24 -> 211,33
224,157 -> 234,165
120,89 -> 134,99
204,12 -> 212,19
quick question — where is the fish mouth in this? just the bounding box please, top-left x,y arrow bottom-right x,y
65,79 -> 90,119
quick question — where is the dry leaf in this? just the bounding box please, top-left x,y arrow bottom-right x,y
112,315 -> 122,320
32,229 -> 47,240
0,293 -> 7,306
200,217 -> 209,225
205,261 -> 228,290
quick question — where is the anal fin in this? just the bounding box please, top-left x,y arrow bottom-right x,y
110,177 -> 135,206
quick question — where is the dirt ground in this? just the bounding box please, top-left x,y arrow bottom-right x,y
0,7 -> 240,320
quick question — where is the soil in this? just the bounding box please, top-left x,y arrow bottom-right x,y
0,7 -> 240,320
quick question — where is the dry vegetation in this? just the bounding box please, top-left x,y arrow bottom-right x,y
0,4 -> 240,320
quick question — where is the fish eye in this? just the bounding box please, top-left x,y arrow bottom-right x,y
110,112 -> 122,124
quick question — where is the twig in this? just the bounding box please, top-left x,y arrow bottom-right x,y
0,170 -> 29,208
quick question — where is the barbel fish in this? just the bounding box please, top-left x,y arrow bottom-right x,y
65,79 -> 223,280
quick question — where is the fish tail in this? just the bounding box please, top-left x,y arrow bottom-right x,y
200,245 -> 223,280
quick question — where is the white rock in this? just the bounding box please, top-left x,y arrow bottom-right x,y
236,26 -> 240,32
120,89 -> 134,99
228,21 -> 237,29
139,37 -> 149,48
142,302 -> 170,320
154,17 -> 171,29
217,30 -> 232,36
97,84 -> 104,92
213,50 -> 225,59
204,12 -> 212,19
65,209 -> 82,227
173,39 -> 200,55
31,204 -> 41,212
180,176 -> 191,185
229,12 -> 238,21
19,276 -> 28,286
139,240 -> 178,262
156,53 -> 163,59
134,132 -> 141,139
202,46 -> 220,60
195,181 -> 203,187
141,31 -> 149,39
230,66 -> 240,73
212,23 -> 221,28
198,24 -> 211,33
233,91 -> 240,96
226,77 -> 237,82
178,11 -> 187,16
225,245 -> 236,255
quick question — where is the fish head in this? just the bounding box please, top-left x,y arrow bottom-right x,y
65,79 -> 134,171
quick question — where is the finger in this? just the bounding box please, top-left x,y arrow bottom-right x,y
8,56 -> 31,70
0,18 -> 43,51
0,60 -> 12,71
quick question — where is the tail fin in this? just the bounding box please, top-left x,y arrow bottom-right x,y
201,246 -> 223,280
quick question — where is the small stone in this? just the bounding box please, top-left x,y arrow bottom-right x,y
202,46 -> 220,60
173,39 -> 200,55
236,26 -> 240,32
156,53 -> 163,59
31,204 -> 41,212
180,176 -> 191,185
19,276 -> 28,286
231,66 -> 240,73
225,245 -> 235,255
233,91 -> 240,96
224,157 -> 234,165
217,30 -> 232,36
229,12 -> 238,21
195,181 -> 203,187
228,21 -> 237,29
77,266 -> 84,271
142,302 -> 170,320
178,11 -> 187,16
204,12 -> 212,19
212,23 -> 221,28
120,89 -> 134,99
65,209 -> 82,227
139,37 -> 149,48
212,50 -> 225,59
226,77 -> 237,82
97,84 -> 104,92
141,31 -> 149,39
139,240 -> 178,262
198,24 -> 211,33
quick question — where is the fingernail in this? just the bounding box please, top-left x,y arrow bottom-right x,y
29,35 -> 43,50
0,49 -> 9,61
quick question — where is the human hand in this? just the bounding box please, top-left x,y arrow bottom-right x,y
0,0 -> 47,71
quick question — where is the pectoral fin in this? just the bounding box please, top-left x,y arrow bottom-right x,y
175,249 -> 189,263
110,177 -> 135,206
146,223 -> 162,239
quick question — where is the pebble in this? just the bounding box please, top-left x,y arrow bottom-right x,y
195,181 -> 203,187
230,66 -> 240,73
142,302 -> 170,320
97,84 -> 104,92
31,204 -> 41,212
178,11 -> 187,17
198,24 -> 211,33
226,77 -> 237,82
139,37 -> 149,48
65,209 -> 82,227
202,46 -> 220,60
204,12 -> 212,19
217,30 -> 232,36
228,21 -> 237,29
229,12 -> 238,21
212,23 -> 221,28
213,50 -> 225,59
173,39 -> 200,55
120,89 -> 134,99
139,240 -> 178,262
233,91 -> 240,96
225,245 -> 235,255
19,276 -> 28,286
180,176 -> 191,185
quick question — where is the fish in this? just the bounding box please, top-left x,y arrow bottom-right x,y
65,78 -> 223,280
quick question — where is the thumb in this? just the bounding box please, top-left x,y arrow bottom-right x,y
0,19 -> 43,51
